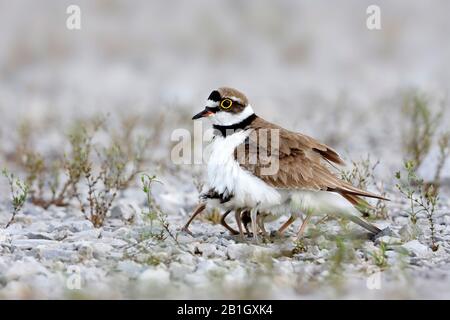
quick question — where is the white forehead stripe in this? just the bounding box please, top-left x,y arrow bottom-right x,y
206,99 -> 219,108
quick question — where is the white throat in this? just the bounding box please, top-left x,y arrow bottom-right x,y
210,104 -> 255,126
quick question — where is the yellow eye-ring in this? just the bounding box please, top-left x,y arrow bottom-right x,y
220,98 -> 233,109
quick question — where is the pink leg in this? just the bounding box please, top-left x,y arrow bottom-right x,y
277,215 -> 296,234
296,212 -> 313,239
181,203 -> 206,236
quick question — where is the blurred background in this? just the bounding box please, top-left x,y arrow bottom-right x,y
1,0 -> 450,178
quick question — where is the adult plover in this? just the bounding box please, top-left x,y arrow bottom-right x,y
190,87 -> 388,241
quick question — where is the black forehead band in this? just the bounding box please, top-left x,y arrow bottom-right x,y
207,90 -> 221,102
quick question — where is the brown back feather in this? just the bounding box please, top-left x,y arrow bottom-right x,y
236,116 -> 388,201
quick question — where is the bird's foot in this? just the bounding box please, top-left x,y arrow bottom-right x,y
251,234 -> 260,244
181,226 -> 194,237
270,230 -> 286,238
371,226 -> 394,241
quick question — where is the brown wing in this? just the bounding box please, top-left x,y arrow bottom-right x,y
235,116 -> 388,200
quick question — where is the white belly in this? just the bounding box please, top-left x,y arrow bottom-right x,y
262,189 -> 362,220
207,131 -> 281,208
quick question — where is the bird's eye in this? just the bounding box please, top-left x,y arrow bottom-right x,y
220,98 -> 233,109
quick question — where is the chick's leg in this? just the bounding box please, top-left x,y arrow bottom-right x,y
234,208 -> 244,240
220,210 -> 239,235
241,210 -> 252,236
257,214 -> 268,237
277,215 -> 296,234
181,203 -> 206,235
297,211 -> 313,239
250,208 -> 259,243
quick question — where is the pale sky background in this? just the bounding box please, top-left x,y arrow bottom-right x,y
0,0 -> 449,177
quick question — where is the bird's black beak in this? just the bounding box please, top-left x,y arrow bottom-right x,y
192,107 -> 215,120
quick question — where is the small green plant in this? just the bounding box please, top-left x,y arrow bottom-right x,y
396,160 -> 439,251
395,160 -> 422,225
292,239 -> 308,254
325,237 -> 355,286
340,155 -> 388,219
401,93 -> 443,169
13,115 -> 149,227
434,131 -> 450,184
72,116 -> 149,227
5,119 -> 33,165
370,242 -> 388,269
141,174 -> 178,244
76,142 -> 134,228
423,185 -> 439,252
340,156 -> 379,190
2,169 -> 29,228
24,118 -> 102,209
141,174 -> 160,232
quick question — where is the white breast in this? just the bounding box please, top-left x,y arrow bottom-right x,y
206,130 -> 281,208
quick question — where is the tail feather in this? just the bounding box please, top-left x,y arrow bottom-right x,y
333,197 -> 381,235
334,181 -> 390,201
340,193 -> 377,218
314,147 -> 345,165
340,193 -> 373,208
338,191 -> 383,235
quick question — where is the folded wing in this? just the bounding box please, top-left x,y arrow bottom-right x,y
235,116 -> 388,201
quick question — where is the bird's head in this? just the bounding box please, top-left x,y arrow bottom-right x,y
192,87 -> 255,126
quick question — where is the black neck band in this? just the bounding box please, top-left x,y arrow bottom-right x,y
213,113 -> 257,137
